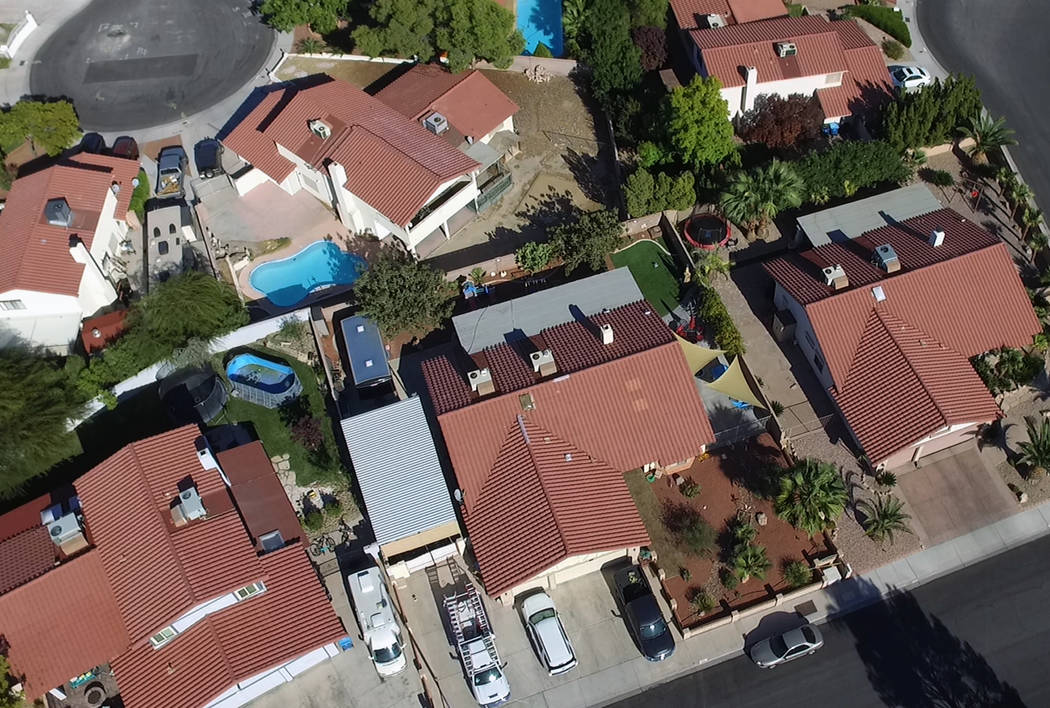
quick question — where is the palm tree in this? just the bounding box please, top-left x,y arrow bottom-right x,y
719,160 -> 804,236
733,544 -> 771,583
1022,206 -> 1044,244
774,459 -> 848,536
960,114 -> 1016,164
562,0 -> 587,40
296,38 -> 325,54
1019,417 -> 1050,478
690,249 -> 730,287
857,494 -> 913,546
1010,182 -> 1033,221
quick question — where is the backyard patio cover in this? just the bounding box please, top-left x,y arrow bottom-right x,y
676,337 -> 764,408
340,397 -> 460,557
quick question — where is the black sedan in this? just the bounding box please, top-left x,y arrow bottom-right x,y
614,565 -> 675,662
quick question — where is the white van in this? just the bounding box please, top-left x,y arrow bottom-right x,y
347,567 -> 407,676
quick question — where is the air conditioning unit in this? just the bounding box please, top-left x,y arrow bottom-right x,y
44,197 -> 73,227
929,228 -> 945,247
705,13 -> 726,28
178,486 -> 207,521
467,368 -> 494,395
872,244 -> 901,273
822,264 -> 848,289
46,512 -> 82,546
308,119 -> 331,140
422,112 -> 449,135
775,42 -> 798,58
530,349 -> 557,376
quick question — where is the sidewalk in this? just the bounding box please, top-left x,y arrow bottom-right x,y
0,0 -> 92,105
596,496 -> 1050,707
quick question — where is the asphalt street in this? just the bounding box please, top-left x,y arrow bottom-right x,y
918,0 -> 1050,215
30,0 -> 274,131
609,533 -> 1050,707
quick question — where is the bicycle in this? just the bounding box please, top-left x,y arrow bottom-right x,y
309,533 -> 336,557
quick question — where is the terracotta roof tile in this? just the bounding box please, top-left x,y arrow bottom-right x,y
671,0 -> 786,30
817,44 -> 893,120
0,526 -> 55,594
0,155 -> 138,296
222,76 -> 481,226
0,550 -> 129,697
377,65 -> 519,140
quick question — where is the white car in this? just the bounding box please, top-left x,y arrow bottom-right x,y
889,65 -> 932,91
520,592 -> 578,676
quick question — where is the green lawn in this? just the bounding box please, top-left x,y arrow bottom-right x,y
624,470 -> 690,573
611,239 -> 682,316
211,345 -> 345,487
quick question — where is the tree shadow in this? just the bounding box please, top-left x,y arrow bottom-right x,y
842,589 -> 1026,707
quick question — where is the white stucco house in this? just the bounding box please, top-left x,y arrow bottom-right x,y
222,67 -> 519,257
0,153 -> 140,353
687,14 -> 892,123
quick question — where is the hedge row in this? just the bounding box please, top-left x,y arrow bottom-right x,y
697,287 -> 745,357
843,6 -> 911,47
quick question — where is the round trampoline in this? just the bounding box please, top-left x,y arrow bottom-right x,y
682,213 -> 730,251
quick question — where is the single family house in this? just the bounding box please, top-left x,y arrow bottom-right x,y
764,191 -> 1041,470
0,154 -> 140,352
671,0 -> 786,32
222,68 -> 518,257
421,270 -> 715,603
0,426 -> 346,708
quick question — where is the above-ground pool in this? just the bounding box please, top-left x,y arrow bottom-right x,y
249,241 -> 367,307
226,353 -> 303,408
517,0 -> 563,56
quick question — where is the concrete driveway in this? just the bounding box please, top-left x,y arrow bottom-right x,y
30,0 -> 274,131
897,447 -> 1018,547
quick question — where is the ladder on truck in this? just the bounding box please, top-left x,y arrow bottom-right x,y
444,584 -> 498,675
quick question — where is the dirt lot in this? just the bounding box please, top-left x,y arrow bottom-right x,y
627,433 -> 831,629
275,56 -> 398,90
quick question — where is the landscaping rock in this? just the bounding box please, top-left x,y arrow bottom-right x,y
756,512 -> 768,526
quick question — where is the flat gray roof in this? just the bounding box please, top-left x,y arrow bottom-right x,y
340,397 -> 457,547
452,268 -> 643,353
797,185 -> 941,247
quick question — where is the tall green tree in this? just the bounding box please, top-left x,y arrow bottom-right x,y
437,0 -> 524,71
667,76 -> 735,170
551,208 -> 625,273
630,0 -> 667,28
774,459 -> 848,536
353,0 -> 438,61
0,656 -> 24,708
881,74 -> 982,152
0,347 -> 85,496
515,240 -> 556,274
580,0 -> 642,106
793,140 -> 909,202
355,254 -> 456,337
260,0 -> 347,34
0,100 -> 81,156
959,113 -> 1016,164
720,159 -> 804,235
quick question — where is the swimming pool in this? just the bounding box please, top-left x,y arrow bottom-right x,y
249,241 -> 367,307
517,0 -> 563,57
226,353 -> 303,408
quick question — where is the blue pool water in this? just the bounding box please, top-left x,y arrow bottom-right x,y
249,241 -> 367,307
517,0 -> 563,57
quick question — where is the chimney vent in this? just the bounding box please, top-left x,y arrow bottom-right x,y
929,228 -> 945,247
467,368 -> 494,395
873,244 -> 901,273
822,264 -> 849,290
530,349 -> 557,377
600,323 -> 614,345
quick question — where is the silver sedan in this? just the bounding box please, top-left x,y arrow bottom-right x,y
748,624 -> 824,668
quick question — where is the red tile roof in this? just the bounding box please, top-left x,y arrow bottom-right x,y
222,76 -> 481,226
765,210 -> 1040,464
218,441 -> 304,551
376,65 -> 519,141
112,545 -> 344,708
428,331 -> 714,593
671,0 -> 786,30
0,526 -> 55,594
0,155 -> 139,296
831,309 -> 1002,463
81,309 -> 129,353
0,550 -> 129,697
689,16 -> 890,119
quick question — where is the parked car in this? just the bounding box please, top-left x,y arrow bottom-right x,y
889,65 -> 932,91
748,624 -> 824,668
80,133 -> 105,154
156,146 -> 188,199
347,567 -> 407,677
520,592 -> 577,676
111,136 -> 140,161
194,138 -> 224,179
614,565 -> 675,662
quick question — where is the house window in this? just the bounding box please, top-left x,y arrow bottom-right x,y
158,241 -> 169,256
169,223 -> 176,234
150,626 -> 177,648
235,581 -> 266,600
0,299 -> 26,311
153,227 -> 161,238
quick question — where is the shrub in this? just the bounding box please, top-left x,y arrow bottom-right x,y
680,479 -> 701,498
626,168 -> 696,216
858,494 -> 913,545
637,140 -> 667,168
632,26 -> 667,71
515,240 -> 556,274
881,38 -> 904,60
291,416 -> 324,452
689,587 -> 716,615
324,497 -> 343,514
775,459 -> 848,536
737,94 -> 822,151
696,288 -> 745,356
770,400 -> 785,416
876,471 -> 898,488
793,140 -> 909,203
551,208 -> 625,273
972,347 -> 1044,395
843,5 -> 911,46
532,41 -> 553,58
733,544 -> 771,582
720,566 -> 739,590
881,74 -> 982,152
783,560 -> 813,588
730,519 -> 758,549
303,510 -> 324,530
129,169 -> 150,221
662,502 -> 716,556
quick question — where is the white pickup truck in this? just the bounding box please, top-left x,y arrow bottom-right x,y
347,567 -> 407,677
444,585 -> 510,707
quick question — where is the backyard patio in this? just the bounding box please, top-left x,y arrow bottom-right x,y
626,433 -> 832,630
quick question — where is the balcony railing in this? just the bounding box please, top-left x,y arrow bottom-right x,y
475,172 -> 513,213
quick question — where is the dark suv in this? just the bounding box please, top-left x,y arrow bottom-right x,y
614,565 -> 675,661
194,138 -> 224,179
